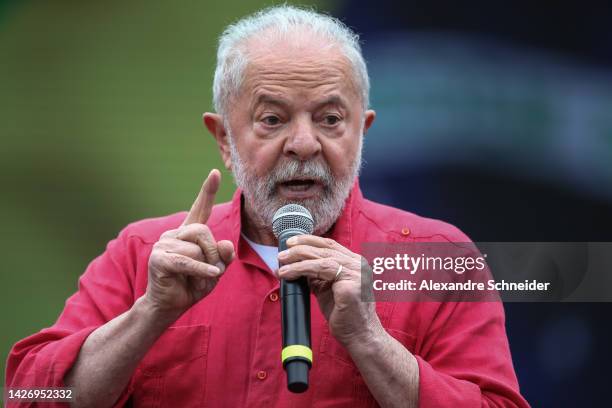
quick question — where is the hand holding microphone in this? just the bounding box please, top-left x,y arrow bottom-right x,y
274,204 -> 383,393
276,205 -> 382,367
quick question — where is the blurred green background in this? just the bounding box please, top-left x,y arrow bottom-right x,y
0,0 -> 331,386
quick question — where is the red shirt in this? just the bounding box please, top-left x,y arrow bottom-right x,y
6,181 -> 530,407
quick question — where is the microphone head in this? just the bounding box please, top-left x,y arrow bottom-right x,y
272,204 -> 314,238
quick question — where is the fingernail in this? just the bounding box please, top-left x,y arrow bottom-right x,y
278,251 -> 287,259
216,261 -> 226,273
287,237 -> 297,245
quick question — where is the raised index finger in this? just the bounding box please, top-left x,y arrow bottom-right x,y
182,169 -> 221,226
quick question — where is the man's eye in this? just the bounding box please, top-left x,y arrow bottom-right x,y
262,116 -> 281,126
323,115 -> 341,126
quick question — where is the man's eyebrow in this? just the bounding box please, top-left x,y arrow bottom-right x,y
316,95 -> 348,109
252,94 -> 290,108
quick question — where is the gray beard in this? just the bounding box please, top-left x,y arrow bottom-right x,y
227,131 -> 362,236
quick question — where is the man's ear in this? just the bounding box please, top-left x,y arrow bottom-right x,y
203,113 -> 232,170
363,110 -> 376,135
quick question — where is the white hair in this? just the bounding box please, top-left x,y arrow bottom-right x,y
212,4 -> 370,116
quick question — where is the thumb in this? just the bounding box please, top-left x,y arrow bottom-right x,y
217,240 -> 235,267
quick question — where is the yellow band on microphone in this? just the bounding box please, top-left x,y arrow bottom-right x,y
281,345 -> 313,365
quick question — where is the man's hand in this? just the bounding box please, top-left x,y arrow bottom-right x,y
277,235 -> 382,347
145,169 -> 235,318
64,169 -> 235,407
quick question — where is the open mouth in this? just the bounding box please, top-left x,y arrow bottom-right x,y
279,179 -> 317,191
277,178 -> 325,199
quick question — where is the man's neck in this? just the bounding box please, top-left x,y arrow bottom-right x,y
241,200 -> 277,246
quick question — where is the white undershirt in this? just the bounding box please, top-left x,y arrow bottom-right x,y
242,233 -> 279,277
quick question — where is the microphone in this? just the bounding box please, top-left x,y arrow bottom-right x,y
272,204 -> 315,393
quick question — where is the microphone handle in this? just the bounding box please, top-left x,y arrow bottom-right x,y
279,231 -> 312,393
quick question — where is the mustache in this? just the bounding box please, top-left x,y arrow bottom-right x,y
266,159 -> 334,187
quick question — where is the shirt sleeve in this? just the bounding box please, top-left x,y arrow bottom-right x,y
5,227 -> 139,408
416,300 -> 530,408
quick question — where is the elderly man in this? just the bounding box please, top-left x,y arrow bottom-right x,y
6,5 -> 529,408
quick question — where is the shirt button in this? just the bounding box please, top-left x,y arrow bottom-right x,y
401,227 -> 410,236
269,292 -> 279,302
256,370 -> 267,380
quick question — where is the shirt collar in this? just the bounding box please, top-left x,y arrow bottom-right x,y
229,179 -> 363,263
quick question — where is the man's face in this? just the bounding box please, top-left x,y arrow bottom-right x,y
212,33 -> 375,235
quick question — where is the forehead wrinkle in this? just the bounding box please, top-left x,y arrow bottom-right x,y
250,78 -> 344,95
247,58 -> 347,82
243,33 -> 358,92
250,89 -> 349,114
227,26 -> 366,115
251,53 -> 347,70
243,61 -> 359,109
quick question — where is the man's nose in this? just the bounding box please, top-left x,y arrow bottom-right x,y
283,116 -> 322,161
